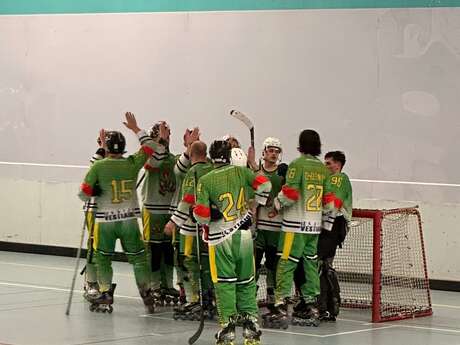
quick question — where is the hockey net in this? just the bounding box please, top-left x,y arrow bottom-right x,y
335,207 -> 432,322
256,207 -> 432,323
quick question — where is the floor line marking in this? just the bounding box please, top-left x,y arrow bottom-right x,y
72,333 -> 163,345
0,281 -> 140,300
432,303 -> 460,310
261,328 -> 324,338
322,325 -> 398,337
398,325 -> 460,334
0,261 -> 134,277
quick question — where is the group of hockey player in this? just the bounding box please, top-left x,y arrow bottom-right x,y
77,112 -> 352,345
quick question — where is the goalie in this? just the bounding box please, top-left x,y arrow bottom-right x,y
318,151 -> 353,321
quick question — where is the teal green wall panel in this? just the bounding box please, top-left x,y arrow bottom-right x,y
1,0 -> 460,15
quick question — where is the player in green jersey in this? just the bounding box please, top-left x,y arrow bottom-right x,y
194,140 -> 271,345
78,112 -> 166,313
263,130 -> 329,329
141,122 -> 199,305
253,137 -> 288,309
165,141 -> 215,320
82,136 -> 107,303
318,151 -> 353,321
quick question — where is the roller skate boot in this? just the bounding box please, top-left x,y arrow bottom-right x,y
83,281 -> 99,302
261,303 -> 288,329
241,313 -> 262,345
162,287 -> 180,305
291,301 -> 320,327
140,288 -> 156,314
88,283 -> 116,313
215,318 -> 236,345
173,302 -> 202,321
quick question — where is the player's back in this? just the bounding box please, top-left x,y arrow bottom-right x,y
200,165 -> 251,218
92,157 -> 142,221
282,155 -> 329,234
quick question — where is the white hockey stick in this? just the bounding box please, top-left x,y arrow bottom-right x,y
229,110 -> 254,147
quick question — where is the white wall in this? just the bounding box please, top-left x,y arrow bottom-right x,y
0,8 -> 459,281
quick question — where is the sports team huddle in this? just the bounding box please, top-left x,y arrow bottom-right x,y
78,112 -> 353,345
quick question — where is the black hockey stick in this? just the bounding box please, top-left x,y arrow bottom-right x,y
230,110 -> 254,147
188,171 -> 205,345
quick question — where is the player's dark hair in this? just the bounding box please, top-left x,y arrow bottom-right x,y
325,151 -> 346,168
298,129 -> 321,157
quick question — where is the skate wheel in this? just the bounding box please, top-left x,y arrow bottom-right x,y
173,314 -> 179,320
108,306 -> 113,314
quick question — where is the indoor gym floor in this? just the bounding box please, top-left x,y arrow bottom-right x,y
0,251 -> 459,345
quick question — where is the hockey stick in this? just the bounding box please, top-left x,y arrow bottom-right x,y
188,171 -> 205,345
65,201 -> 89,315
230,110 -> 254,147
136,171 -> 146,189
79,207 -> 96,276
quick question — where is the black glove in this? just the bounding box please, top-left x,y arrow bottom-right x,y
277,163 -> 288,179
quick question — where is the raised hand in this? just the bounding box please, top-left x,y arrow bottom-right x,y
158,121 -> 170,142
123,112 -> 141,133
98,129 -> 107,150
190,127 -> 200,143
184,127 -> 200,147
247,146 -> 257,171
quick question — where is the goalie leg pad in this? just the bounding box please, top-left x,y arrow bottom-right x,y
319,260 -> 341,317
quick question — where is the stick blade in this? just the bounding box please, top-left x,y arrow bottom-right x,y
188,310 -> 205,345
229,110 -> 253,130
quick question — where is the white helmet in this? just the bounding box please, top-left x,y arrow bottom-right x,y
263,137 -> 282,152
230,148 -> 248,166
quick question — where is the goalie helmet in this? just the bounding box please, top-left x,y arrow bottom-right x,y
209,140 -> 231,164
262,137 -> 282,152
105,131 -> 126,154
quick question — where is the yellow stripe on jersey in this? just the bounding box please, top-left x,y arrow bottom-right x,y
208,245 -> 218,284
142,208 -> 150,242
93,223 -> 100,250
184,235 -> 194,257
281,232 -> 295,260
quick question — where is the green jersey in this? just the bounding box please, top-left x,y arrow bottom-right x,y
323,172 -> 353,229
141,151 -> 191,215
170,161 -> 214,236
277,154 -> 329,234
78,130 -> 163,223
194,165 -> 272,245
256,165 -> 285,232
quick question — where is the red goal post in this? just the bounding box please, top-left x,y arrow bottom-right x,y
335,207 -> 433,322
